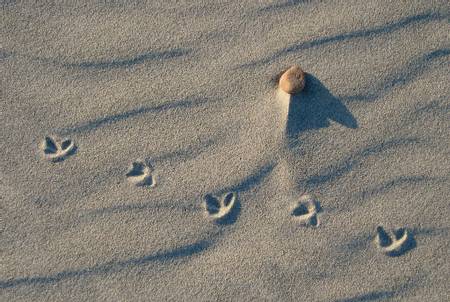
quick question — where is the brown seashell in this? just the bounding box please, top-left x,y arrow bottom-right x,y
278,65 -> 305,94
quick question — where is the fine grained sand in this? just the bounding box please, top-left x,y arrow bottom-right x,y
1,1 -> 449,301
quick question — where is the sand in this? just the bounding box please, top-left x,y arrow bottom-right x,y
1,1 -> 449,301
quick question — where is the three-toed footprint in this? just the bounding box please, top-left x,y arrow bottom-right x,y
291,194 -> 320,227
375,226 -> 414,256
126,161 -> 156,187
41,136 -> 76,162
204,192 -> 237,222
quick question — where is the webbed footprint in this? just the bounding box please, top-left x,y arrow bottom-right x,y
41,136 -> 76,162
126,161 -> 156,187
375,226 -> 414,256
291,194 -> 320,227
204,192 -> 237,222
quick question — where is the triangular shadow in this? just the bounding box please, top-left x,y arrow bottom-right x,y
285,74 -> 358,139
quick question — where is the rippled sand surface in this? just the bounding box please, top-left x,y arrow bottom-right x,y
1,1 -> 449,301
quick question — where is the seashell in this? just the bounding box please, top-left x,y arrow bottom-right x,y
278,65 -> 306,94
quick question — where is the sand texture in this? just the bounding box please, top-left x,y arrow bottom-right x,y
1,1 -> 449,301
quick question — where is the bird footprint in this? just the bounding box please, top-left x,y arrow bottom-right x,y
41,136 -> 76,162
375,226 -> 414,256
204,192 -> 237,221
291,194 -> 320,226
126,161 -> 156,187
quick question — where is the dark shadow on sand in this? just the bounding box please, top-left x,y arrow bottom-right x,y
228,162 -> 276,193
61,48 -> 190,69
333,276 -> 421,302
58,97 -> 208,135
209,163 -> 276,226
258,0 -> 310,13
82,200 -> 200,220
334,290 -> 395,302
0,239 -> 213,289
342,48 -> 450,102
353,175 -> 447,200
302,137 -> 421,189
240,12 -> 447,68
285,74 -> 357,140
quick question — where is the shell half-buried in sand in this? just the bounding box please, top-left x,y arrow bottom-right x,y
278,65 -> 305,94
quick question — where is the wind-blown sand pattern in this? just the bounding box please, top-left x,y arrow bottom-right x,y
1,1 -> 449,301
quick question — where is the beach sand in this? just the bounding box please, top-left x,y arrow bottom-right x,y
1,1 -> 449,301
